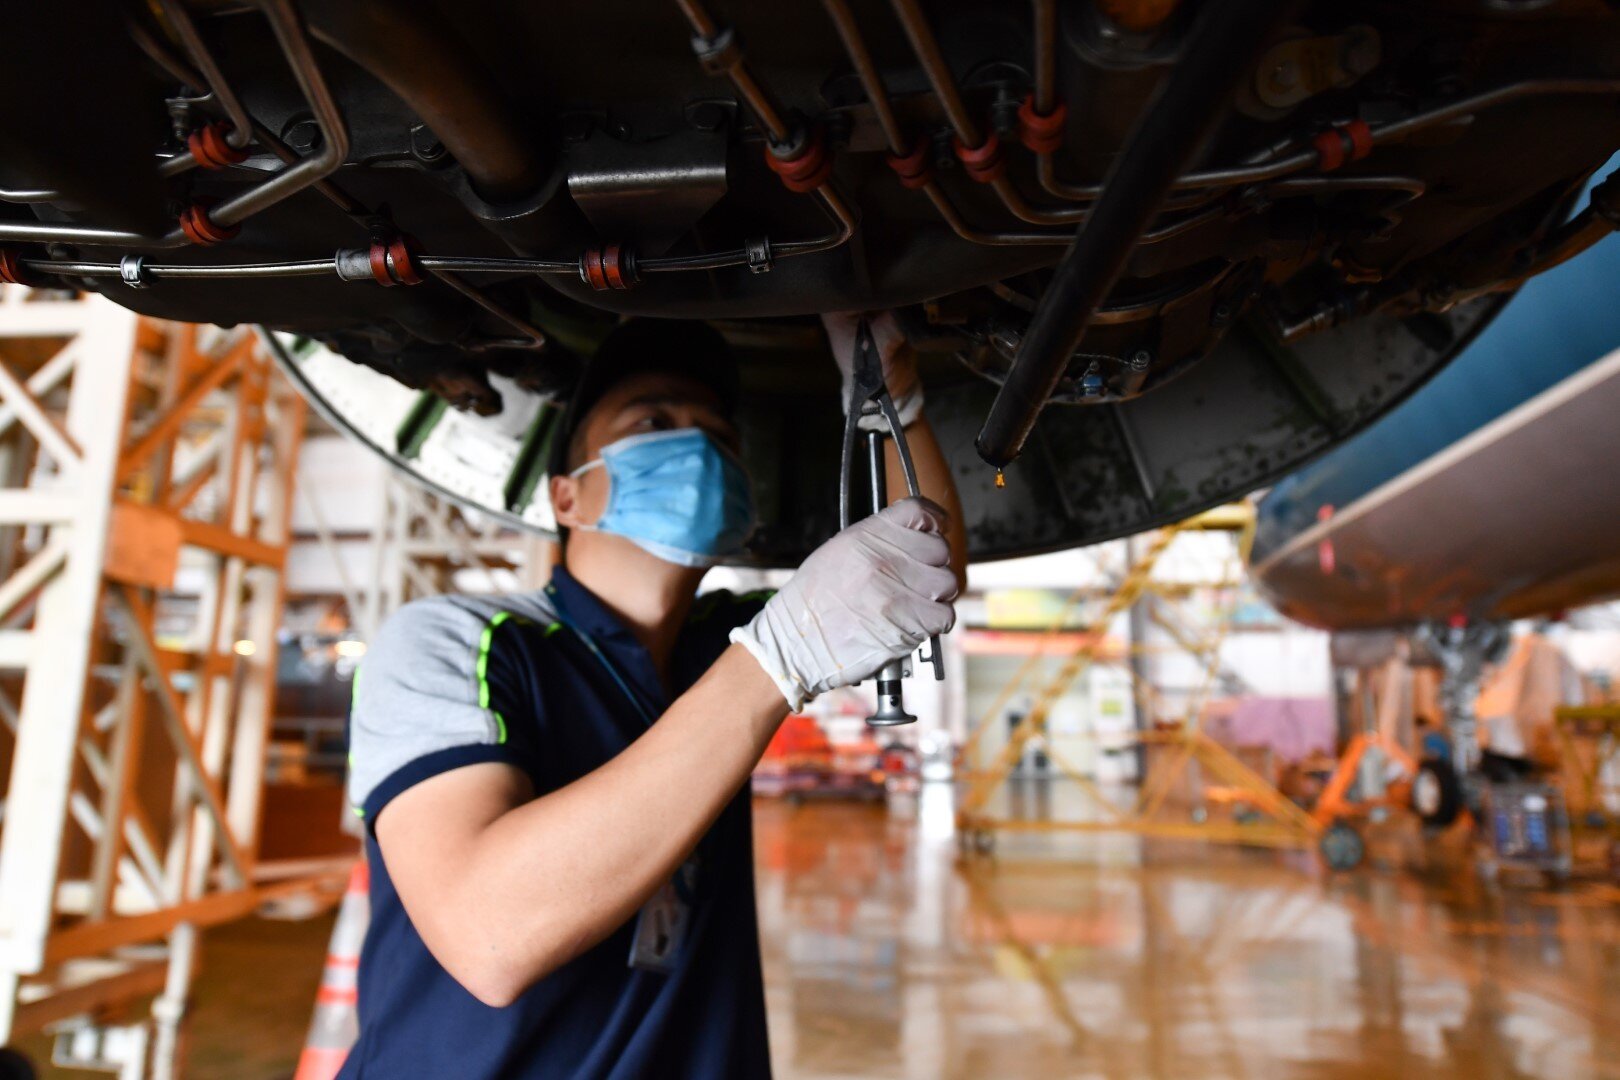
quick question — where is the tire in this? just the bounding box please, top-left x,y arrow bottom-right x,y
1320,822 -> 1366,872
1411,758 -> 1463,828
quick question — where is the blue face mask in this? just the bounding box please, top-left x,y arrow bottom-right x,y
571,427 -> 757,567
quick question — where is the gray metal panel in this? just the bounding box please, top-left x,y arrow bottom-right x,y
1252,348 -> 1620,628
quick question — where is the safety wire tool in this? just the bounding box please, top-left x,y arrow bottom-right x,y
839,318 -> 945,726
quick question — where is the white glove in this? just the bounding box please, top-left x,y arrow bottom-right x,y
731,498 -> 958,711
821,310 -> 923,432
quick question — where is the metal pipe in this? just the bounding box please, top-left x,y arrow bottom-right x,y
781,184 -> 859,257
819,0 -> 1077,246
0,153 -> 195,209
991,177 -> 1089,224
923,185 -> 1070,245
674,0 -> 856,261
1038,77 -> 1620,204
0,221 -> 187,247
207,0 -> 349,228
1265,174 -> 1426,199
1,0 -> 346,248
819,0 -> 907,154
420,255 -> 577,276
21,257 -> 340,280
1376,78 -> 1620,144
13,199 -> 1210,281
675,0 -> 793,146
130,18 -> 366,219
0,187 -> 65,206
975,0 -> 1301,469
887,0 -> 982,148
1032,0 -> 1056,116
428,269 -> 548,348
155,0 -> 255,146
887,0 -> 1108,227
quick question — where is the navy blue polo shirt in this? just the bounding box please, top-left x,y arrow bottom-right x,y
341,567 -> 773,1079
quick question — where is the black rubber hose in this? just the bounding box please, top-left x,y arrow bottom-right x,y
973,0 -> 1302,468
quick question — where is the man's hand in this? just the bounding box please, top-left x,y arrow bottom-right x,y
821,310 -> 922,431
731,497 -> 958,710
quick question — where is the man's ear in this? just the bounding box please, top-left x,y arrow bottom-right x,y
550,473 -> 584,530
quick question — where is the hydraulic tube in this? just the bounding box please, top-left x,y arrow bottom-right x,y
973,0 -> 1301,468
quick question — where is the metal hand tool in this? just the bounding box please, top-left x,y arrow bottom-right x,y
838,317 -> 944,726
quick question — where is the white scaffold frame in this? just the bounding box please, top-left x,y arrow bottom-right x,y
0,287 -> 346,1078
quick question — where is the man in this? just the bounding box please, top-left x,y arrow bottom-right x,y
341,315 -> 964,1078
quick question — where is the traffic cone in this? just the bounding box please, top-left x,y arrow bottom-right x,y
294,859 -> 370,1080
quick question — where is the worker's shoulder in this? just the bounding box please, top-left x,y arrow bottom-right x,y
688,586 -> 774,628
367,591 -> 558,675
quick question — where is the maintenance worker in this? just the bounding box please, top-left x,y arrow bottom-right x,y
340,314 -> 965,1078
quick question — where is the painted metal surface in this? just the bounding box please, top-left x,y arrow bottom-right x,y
1252,166 -> 1620,629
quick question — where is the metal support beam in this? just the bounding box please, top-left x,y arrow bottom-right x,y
0,291 -> 321,1076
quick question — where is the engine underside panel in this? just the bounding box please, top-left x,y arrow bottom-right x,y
3,1 -> 1618,562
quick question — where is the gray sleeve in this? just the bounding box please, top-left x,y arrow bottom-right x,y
347,596 -> 518,822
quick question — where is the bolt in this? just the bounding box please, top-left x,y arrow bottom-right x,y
282,117 -> 322,154
166,100 -> 195,142
990,88 -> 1021,139
1128,349 -> 1152,372
1341,28 -> 1381,78
409,124 -> 446,164
687,102 -> 728,132
825,112 -> 854,148
558,114 -> 595,143
1269,59 -> 1299,92
1211,303 -> 1234,327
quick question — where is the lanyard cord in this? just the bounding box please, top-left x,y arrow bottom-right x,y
546,586 -> 661,728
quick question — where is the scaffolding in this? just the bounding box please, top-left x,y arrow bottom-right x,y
367,472 -> 556,628
0,289 -> 342,1077
955,504 -> 1345,860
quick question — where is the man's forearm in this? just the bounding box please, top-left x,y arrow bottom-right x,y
380,644 -> 788,1005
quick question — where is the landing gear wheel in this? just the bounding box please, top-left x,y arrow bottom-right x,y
1320,822 -> 1366,871
0,1048 -> 37,1080
1411,758 -> 1463,828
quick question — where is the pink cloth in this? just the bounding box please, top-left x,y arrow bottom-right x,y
1204,697 -> 1335,763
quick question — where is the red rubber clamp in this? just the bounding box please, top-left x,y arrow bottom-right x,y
885,138 -> 932,190
369,234 -> 423,286
1017,95 -> 1067,155
952,131 -> 1004,183
0,249 -> 36,287
1313,119 -> 1374,172
765,130 -> 833,194
187,123 -> 249,170
179,203 -> 240,246
580,245 -> 636,291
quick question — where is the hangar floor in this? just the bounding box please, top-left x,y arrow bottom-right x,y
23,784 -> 1620,1079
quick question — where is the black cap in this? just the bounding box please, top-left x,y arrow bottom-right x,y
547,318 -> 741,480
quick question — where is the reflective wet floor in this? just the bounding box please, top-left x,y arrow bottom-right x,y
756,784 -> 1620,1080
22,782 -> 1620,1077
